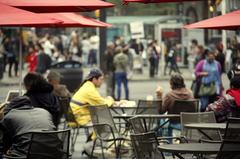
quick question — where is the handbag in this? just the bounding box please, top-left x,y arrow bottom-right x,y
198,82 -> 216,96
191,79 -> 201,98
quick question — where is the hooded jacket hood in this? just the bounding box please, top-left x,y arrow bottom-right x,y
169,88 -> 193,100
4,96 -> 33,115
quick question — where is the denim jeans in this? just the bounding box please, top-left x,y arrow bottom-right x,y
115,72 -> 129,100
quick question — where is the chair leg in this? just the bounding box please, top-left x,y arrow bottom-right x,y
100,140 -> 105,159
90,139 -> 96,159
70,128 -> 76,152
115,140 -> 122,159
84,127 -> 90,138
71,128 -> 79,152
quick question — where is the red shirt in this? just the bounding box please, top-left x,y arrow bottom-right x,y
26,51 -> 37,72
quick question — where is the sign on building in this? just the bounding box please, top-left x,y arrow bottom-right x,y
130,21 -> 144,39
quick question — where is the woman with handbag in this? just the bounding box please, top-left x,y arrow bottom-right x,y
195,49 -> 222,111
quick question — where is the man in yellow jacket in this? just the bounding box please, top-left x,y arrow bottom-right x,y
70,68 -> 114,126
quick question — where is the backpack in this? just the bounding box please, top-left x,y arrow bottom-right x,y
227,61 -> 240,80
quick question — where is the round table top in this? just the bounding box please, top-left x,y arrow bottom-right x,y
113,114 -> 180,119
159,143 -> 221,154
184,123 -> 227,130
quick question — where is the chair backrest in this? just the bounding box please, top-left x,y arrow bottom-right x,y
58,96 -> 71,119
217,117 -> 240,159
58,97 -> 78,125
135,100 -> 161,132
129,117 -> 146,133
88,105 -> 119,140
168,99 -> 199,123
136,100 -> 162,115
181,112 -> 221,142
27,129 -> 71,159
130,132 -> 163,159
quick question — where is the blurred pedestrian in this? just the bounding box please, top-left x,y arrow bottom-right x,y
188,39 -> 198,73
3,37 -> 18,77
215,43 -> 225,73
114,47 -> 129,100
26,45 -> 37,72
35,43 -> 52,74
103,42 -> 115,98
147,42 -> 157,78
167,45 -> 181,75
81,36 -> 90,66
153,40 -> 161,75
195,49 -> 222,111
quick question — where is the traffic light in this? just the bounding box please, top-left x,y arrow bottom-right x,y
208,0 -> 222,12
95,9 -> 100,18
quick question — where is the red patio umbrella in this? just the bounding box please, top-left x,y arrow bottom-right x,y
0,3 -> 63,93
184,10 -> 240,30
41,13 -> 112,28
0,3 -> 62,26
123,0 -> 202,4
0,0 -> 114,13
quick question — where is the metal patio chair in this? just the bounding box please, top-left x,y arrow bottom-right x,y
59,96 -> 90,152
130,132 -> 164,159
216,117 -> 240,159
3,129 -> 71,159
181,112 -> 221,143
88,105 -> 130,159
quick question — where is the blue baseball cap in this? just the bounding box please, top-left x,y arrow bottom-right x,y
85,68 -> 103,80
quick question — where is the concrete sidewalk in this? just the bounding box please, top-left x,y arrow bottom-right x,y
0,65 -> 194,85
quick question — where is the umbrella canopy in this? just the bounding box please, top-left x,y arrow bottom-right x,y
0,0 -> 114,13
42,13 -> 112,28
0,3 -> 62,26
123,0 -> 202,4
184,10 -> 240,30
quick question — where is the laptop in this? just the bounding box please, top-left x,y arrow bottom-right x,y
5,90 -> 24,103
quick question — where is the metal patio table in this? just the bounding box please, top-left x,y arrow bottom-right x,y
159,143 -> 221,159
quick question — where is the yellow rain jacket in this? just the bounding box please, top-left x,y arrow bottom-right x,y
70,81 -> 114,126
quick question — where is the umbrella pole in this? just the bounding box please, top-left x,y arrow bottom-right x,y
19,27 -> 23,95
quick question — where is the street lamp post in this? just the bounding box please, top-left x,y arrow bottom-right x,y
99,1 -> 107,70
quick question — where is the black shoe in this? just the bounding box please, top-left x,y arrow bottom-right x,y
81,150 -> 98,159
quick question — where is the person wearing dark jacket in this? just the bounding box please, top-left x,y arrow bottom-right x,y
1,96 -> 55,157
23,72 -> 60,127
35,43 -> 52,74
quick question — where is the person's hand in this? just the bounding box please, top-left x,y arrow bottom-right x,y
200,72 -> 208,76
155,86 -> 163,99
106,96 -> 114,102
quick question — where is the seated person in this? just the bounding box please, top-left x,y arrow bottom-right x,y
23,72 -> 60,127
161,74 -> 194,140
70,68 -> 114,126
206,76 -> 240,122
0,96 -> 56,157
70,68 -> 114,157
47,70 -> 71,122
47,70 -> 71,97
